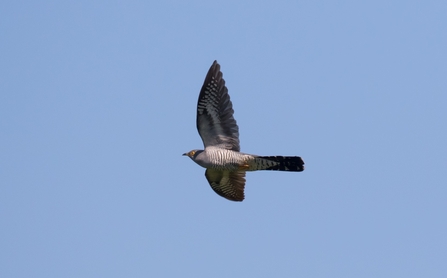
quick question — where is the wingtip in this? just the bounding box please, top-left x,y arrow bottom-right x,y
211,60 -> 220,72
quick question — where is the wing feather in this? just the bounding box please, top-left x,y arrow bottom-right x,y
205,169 -> 246,202
196,61 -> 240,151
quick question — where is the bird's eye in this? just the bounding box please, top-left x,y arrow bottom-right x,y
190,150 -> 196,156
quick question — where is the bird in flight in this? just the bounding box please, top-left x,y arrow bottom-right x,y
183,61 -> 304,201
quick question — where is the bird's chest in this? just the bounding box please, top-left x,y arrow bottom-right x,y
198,149 -> 242,170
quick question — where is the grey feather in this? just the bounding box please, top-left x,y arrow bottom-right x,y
205,169 -> 246,202
196,61 -> 240,151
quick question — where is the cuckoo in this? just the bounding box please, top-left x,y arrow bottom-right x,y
183,60 -> 304,201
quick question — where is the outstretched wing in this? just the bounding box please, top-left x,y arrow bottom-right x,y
205,169 -> 246,202
196,60 -> 240,151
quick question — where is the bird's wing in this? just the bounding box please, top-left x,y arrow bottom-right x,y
196,60 -> 240,151
205,169 -> 246,202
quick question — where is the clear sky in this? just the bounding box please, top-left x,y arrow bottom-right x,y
1,1 -> 446,277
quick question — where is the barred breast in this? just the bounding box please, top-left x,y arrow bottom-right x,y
204,147 -> 252,171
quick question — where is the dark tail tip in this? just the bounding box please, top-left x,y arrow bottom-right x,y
260,156 -> 305,172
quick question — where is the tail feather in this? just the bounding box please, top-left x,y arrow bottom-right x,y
256,156 -> 304,172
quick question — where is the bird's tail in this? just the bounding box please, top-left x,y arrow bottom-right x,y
254,156 -> 304,172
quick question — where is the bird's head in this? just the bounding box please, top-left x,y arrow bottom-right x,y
182,149 -> 202,159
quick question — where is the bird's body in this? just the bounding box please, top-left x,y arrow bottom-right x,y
189,147 -> 304,172
189,147 -> 251,171
184,61 -> 304,201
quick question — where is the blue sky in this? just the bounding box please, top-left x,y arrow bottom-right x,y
1,1 -> 446,277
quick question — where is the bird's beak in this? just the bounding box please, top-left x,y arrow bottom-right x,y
182,153 -> 187,156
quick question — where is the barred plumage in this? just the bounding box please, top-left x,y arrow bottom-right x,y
183,60 -> 305,202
